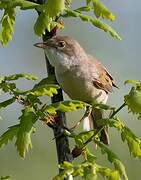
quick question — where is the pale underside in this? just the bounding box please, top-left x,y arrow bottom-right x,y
46,48 -> 110,104
55,66 -> 108,104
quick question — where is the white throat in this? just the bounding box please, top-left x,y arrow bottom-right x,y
45,48 -> 81,71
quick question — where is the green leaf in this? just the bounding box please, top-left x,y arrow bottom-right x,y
124,87 -> 141,117
92,102 -> 115,110
34,15 -> 63,35
34,11 -> 51,36
91,18 -> 121,40
0,0 -> 12,9
34,75 -> 57,88
124,79 -> 141,86
64,9 -> 121,40
0,0 -> 39,10
15,107 -> 37,158
0,97 -> 16,109
83,164 -> 97,180
65,0 -> 72,7
97,117 -> 124,131
16,0 -> 39,10
0,176 -> 10,180
86,0 -> 92,5
34,0 -> 65,36
97,142 -> 128,180
0,0 -> 40,46
75,6 -> 91,12
121,127 -> 141,160
74,131 -> 96,148
72,167 -> 84,177
99,117 -> 141,162
54,159 -> 120,180
0,82 -> 16,93
28,84 -> 59,97
0,125 -> 19,149
53,161 -> 74,180
44,100 -> 87,114
0,8 -> 16,47
84,148 -> 97,163
44,0 -> 65,18
93,0 -> 115,21
0,77 -> 5,83
5,73 -> 38,81
96,165 -> 119,180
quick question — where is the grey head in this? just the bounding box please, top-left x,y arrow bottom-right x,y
34,36 -> 87,68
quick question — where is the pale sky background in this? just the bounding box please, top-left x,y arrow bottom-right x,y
0,0 -> 141,179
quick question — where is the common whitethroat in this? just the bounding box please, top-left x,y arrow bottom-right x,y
34,36 -> 117,144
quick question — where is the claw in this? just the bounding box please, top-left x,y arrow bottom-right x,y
70,106 -> 92,130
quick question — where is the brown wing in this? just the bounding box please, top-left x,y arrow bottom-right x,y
92,58 -> 118,93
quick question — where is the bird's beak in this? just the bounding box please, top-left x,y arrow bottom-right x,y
34,42 -> 47,49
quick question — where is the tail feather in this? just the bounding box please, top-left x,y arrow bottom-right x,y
101,127 -> 109,145
83,116 -> 91,131
83,115 -> 94,131
83,108 -> 109,145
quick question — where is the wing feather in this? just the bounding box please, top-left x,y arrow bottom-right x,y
88,55 -> 118,93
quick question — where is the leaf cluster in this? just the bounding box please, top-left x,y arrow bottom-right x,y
53,79 -> 141,179
0,73 -> 87,158
0,0 -> 39,47
54,130 -> 128,180
0,0 -> 121,47
0,74 -> 141,179
64,0 -> 121,40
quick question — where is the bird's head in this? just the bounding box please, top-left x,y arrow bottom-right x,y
34,36 -> 87,68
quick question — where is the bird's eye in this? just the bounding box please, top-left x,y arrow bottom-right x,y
58,41 -> 66,48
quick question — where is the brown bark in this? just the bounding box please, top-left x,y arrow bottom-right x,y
35,0 -> 73,170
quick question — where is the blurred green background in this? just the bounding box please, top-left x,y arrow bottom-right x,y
0,0 -> 141,179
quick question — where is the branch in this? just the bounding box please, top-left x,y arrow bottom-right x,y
35,0 -> 73,172
44,54 -> 73,165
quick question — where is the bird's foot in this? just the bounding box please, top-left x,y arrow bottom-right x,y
70,106 -> 92,130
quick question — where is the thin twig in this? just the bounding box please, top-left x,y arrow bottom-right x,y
82,103 -> 126,147
110,103 -> 126,118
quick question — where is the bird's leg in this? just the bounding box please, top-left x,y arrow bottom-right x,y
41,107 -> 92,138
52,106 -> 92,140
71,106 -> 92,130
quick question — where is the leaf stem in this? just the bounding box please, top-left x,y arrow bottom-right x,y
110,103 -> 126,118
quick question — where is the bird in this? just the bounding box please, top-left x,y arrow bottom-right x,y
34,36 -> 117,144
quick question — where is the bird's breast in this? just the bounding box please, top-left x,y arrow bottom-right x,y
55,66 -> 108,104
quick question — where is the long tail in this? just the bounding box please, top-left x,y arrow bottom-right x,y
83,108 -> 109,145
